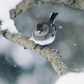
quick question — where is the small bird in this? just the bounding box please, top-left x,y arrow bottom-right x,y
29,12 -> 58,49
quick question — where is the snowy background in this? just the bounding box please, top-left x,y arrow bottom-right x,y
0,1 -> 84,84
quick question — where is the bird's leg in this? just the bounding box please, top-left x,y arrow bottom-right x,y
40,45 -> 47,50
33,44 -> 39,49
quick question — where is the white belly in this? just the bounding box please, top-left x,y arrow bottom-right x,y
29,36 -> 55,45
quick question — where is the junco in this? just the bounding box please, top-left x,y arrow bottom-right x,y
29,12 -> 58,49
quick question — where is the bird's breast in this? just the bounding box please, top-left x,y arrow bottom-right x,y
33,32 -> 47,41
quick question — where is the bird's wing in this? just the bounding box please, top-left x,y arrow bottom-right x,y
49,24 -> 56,37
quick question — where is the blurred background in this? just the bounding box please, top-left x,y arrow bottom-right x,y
0,1 -> 84,84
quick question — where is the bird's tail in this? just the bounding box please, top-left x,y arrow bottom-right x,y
48,12 -> 58,24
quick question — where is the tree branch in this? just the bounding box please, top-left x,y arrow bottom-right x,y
10,0 -> 84,19
1,30 -> 68,76
10,0 -> 36,19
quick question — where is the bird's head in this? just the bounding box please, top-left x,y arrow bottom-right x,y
34,22 -> 49,36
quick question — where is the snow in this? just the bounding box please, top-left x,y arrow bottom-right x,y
0,0 -> 23,33
52,49 -> 59,53
1,0 -> 23,10
59,26 -> 62,29
2,19 -> 18,33
74,44 -> 77,46
59,62 -> 63,64
0,0 -> 9,20
14,64 -> 17,67
55,72 -> 84,84
16,74 -> 37,84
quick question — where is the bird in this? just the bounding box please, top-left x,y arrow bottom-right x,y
29,12 -> 58,49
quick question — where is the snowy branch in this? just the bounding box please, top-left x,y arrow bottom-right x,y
10,0 -> 36,19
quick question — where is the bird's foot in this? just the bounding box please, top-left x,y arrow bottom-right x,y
33,44 -> 39,49
40,45 -> 47,50
33,44 -> 47,50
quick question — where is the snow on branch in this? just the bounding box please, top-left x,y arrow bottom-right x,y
0,0 -> 23,33
0,0 -> 34,33
10,0 -> 33,19
55,72 -> 84,84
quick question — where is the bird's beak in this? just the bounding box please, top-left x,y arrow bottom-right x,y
37,30 -> 41,34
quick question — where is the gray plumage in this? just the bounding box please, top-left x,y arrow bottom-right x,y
29,12 -> 58,45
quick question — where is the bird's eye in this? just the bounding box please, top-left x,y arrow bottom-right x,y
40,29 -> 43,31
